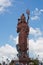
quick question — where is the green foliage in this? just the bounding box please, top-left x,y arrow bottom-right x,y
33,59 -> 39,65
9,60 -> 15,65
0,63 -> 2,65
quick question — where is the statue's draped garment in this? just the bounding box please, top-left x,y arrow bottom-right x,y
17,21 -> 29,51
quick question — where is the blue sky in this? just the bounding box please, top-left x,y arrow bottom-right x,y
0,0 -> 43,62
0,0 -> 43,45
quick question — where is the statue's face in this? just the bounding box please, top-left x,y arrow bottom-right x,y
21,16 -> 25,22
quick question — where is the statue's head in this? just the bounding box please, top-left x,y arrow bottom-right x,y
21,14 -> 26,22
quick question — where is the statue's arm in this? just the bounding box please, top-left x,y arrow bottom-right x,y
17,26 -> 19,33
26,25 -> 29,35
17,24 -> 20,33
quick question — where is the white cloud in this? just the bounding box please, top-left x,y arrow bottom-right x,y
30,27 -> 42,37
31,15 -> 40,20
10,35 -> 18,44
40,9 -> 43,12
31,8 -> 43,20
0,44 -> 18,63
29,37 -> 43,61
29,27 -> 43,61
33,8 -> 41,16
0,0 -> 12,13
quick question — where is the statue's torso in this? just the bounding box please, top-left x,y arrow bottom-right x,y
17,22 -> 29,34
17,21 -> 29,51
